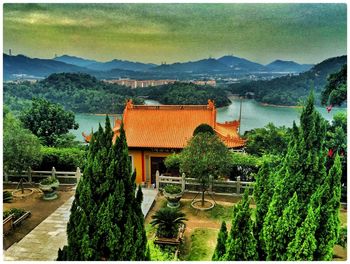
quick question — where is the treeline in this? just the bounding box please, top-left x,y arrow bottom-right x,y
4,73 -> 232,113
136,82 -> 231,107
226,56 -> 346,106
4,73 -> 143,114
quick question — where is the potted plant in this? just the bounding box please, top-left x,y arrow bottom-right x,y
163,184 -> 183,208
39,176 -> 60,200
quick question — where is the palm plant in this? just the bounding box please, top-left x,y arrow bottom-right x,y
150,207 -> 187,238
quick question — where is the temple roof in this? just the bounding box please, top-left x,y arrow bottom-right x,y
110,99 -> 245,149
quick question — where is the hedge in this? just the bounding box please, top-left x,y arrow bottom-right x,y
34,146 -> 86,171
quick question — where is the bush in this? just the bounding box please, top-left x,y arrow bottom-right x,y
34,147 -> 86,171
164,153 -> 181,175
337,226 -> 347,248
164,184 -> 182,194
3,191 -> 13,203
147,240 -> 176,261
193,123 -> 215,136
40,176 -> 59,185
3,208 -> 26,220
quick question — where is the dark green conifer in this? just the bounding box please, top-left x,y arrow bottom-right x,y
224,190 -> 258,261
57,116 -> 148,260
212,221 -> 228,261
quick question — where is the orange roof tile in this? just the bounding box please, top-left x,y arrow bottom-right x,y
111,100 -> 245,149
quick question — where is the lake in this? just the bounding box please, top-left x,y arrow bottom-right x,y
71,98 -> 346,141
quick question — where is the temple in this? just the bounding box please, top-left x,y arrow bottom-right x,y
84,99 -> 245,186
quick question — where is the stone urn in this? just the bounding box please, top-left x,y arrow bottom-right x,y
163,184 -> 183,208
39,176 -> 60,200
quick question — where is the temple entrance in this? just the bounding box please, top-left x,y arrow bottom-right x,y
150,157 -> 167,185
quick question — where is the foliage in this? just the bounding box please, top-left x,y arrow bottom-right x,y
212,221 -> 228,260
178,133 -> 232,205
3,208 -> 26,220
244,123 -> 290,156
135,81 -> 231,107
193,123 -> 215,136
34,146 -> 86,171
40,176 -> 59,185
150,207 -> 187,238
147,240 -> 176,261
321,64 -> 347,106
3,108 -> 42,174
226,56 -> 346,106
325,111 -> 347,202
3,191 -> 13,203
164,184 -> 182,194
20,98 -> 79,146
224,190 -> 258,261
336,226 -> 347,248
229,152 -> 264,181
164,153 -> 181,173
4,73 -> 144,114
57,116 -> 148,260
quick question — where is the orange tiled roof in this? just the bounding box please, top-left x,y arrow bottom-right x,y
110,99 -> 245,149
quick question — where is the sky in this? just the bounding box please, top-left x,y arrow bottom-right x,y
3,3 -> 347,65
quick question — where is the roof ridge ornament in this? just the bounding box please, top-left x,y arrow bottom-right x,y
207,99 -> 215,110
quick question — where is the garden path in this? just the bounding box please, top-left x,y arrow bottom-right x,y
4,188 -> 157,261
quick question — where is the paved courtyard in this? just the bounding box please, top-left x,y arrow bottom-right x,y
4,188 -> 157,261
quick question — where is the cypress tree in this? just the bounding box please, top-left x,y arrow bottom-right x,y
314,154 -> 342,260
57,116 -> 148,260
261,92 -> 328,260
212,221 -> 228,261
253,160 -> 275,259
224,190 -> 258,261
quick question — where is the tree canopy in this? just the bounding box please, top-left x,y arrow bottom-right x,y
20,98 -> 79,146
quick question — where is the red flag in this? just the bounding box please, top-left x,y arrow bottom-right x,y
326,105 -> 333,113
328,149 -> 334,157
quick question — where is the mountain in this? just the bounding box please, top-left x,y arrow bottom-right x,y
227,55 -> 347,106
3,54 -> 91,80
86,59 -> 157,72
265,59 -> 313,73
54,55 -> 98,67
150,58 -> 230,73
217,55 -> 265,71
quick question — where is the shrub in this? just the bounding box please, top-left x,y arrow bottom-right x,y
151,207 -> 187,238
147,240 -> 176,261
164,184 -> 182,194
34,147 -> 86,171
40,176 -> 59,185
336,226 -> 347,248
3,191 -> 13,203
193,123 -> 215,136
3,208 -> 26,220
164,153 -> 181,175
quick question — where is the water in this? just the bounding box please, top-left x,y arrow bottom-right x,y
71,98 -> 346,141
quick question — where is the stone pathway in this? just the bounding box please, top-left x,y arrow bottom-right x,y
4,188 -> 157,261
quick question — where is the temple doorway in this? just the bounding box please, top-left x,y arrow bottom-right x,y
150,157 -> 167,185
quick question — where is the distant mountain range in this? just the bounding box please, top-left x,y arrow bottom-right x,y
227,55 -> 347,106
3,53 -> 317,81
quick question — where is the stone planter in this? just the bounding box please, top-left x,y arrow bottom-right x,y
39,179 -> 60,200
163,190 -> 184,208
3,214 -> 14,235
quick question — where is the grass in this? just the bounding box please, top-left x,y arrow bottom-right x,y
181,228 -> 218,261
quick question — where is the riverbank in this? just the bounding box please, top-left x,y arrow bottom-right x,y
259,102 -> 302,109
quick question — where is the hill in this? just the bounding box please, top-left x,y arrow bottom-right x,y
150,58 -> 230,73
4,72 -> 143,113
54,55 -> 98,67
217,55 -> 265,72
265,59 -> 313,73
135,81 -> 231,107
3,54 -> 91,80
227,55 -> 347,106
85,59 -> 156,72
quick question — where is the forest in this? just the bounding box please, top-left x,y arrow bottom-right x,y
4,73 -> 231,113
226,56 -> 346,106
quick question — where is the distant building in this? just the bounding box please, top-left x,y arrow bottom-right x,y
83,99 -> 245,186
103,79 -> 216,88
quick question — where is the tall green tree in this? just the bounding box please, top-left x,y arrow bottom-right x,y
212,221 -> 228,261
20,98 -> 79,146
321,64 -> 347,106
178,132 -> 232,206
224,190 -> 258,261
57,116 -> 148,260
262,91 -> 328,260
3,107 -> 42,174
